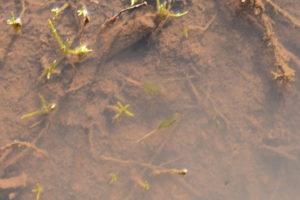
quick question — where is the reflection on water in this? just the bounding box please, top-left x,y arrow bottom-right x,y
0,0 -> 299,199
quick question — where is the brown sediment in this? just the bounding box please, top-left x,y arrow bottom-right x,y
97,6 -> 157,64
264,0 -> 300,28
0,141 -> 48,158
0,173 -> 27,189
239,0 -> 296,85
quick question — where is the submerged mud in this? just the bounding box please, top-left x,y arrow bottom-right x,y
0,0 -> 300,200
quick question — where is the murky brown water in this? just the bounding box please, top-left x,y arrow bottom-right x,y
0,0 -> 299,199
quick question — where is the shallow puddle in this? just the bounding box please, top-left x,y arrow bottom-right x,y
0,0 -> 299,199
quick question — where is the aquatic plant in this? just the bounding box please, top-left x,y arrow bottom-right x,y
77,6 -> 90,26
48,19 -> 92,56
113,101 -> 134,120
109,173 -> 117,184
143,82 -> 162,94
21,94 -> 56,120
32,183 -> 43,200
48,19 -> 65,53
51,3 -> 69,19
7,12 -> 22,32
183,26 -> 189,39
69,43 -> 93,55
39,60 -> 57,80
156,0 -> 188,19
21,94 -> 56,127
133,177 -> 150,190
137,113 -> 181,143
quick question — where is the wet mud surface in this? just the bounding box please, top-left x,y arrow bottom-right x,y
0,0 -> 300,199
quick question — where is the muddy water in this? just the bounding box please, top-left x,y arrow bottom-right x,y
0,0 -> 299,199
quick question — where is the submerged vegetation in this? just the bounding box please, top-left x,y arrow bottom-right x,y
21,94 -> 56,127
137,113 -> 181,143
7,11 -> 22,32
156,0 -> 188,19
2,0 -> 299,199
32,184 -> 43,200
112,101 -> 134,120
51,3 -> 69,19
39,60 -> 57,80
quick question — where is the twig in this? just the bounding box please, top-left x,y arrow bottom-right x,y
102,2 -> 148,28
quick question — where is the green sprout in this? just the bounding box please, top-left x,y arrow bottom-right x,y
143,82 -> 162,94
134,177 -> 150,190
137,113 -> 181,143
21,94 -> 56,127
156,0 -> 188,18
77,6 -> 90,26
32,184 -> 43,200
7,12 -> 22,32
77,6 -> 88,17
69,43 -> 93,55
48,19 -> 65,52
109,173 -> 117,184
39,60 -> 58,80
51,3 -> 69,19
183,26 -> 189,39
113,101 -> 134,120
48,20 -> 92,56
144,180 -> 150,190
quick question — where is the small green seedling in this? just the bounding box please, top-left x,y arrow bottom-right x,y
124,77 -> 163,95
137,113 -> 181,143
39,60 -> 58,80
113,101 -> 134,120
69,43 -> 93,55
21,94 -> 56,127
77,6 -> 90,26
156,0 -> 188,19
7,12 -> 22,32
183,26 -> 189,39
109,173 -> 117,184
48,19 -> 65,53
32,183 -> 43,200
144,180 -> 150,190
134,177 -> 150,190
51,3 -> 69,19
49,19 -> 92,56
143,82 -> 162,94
